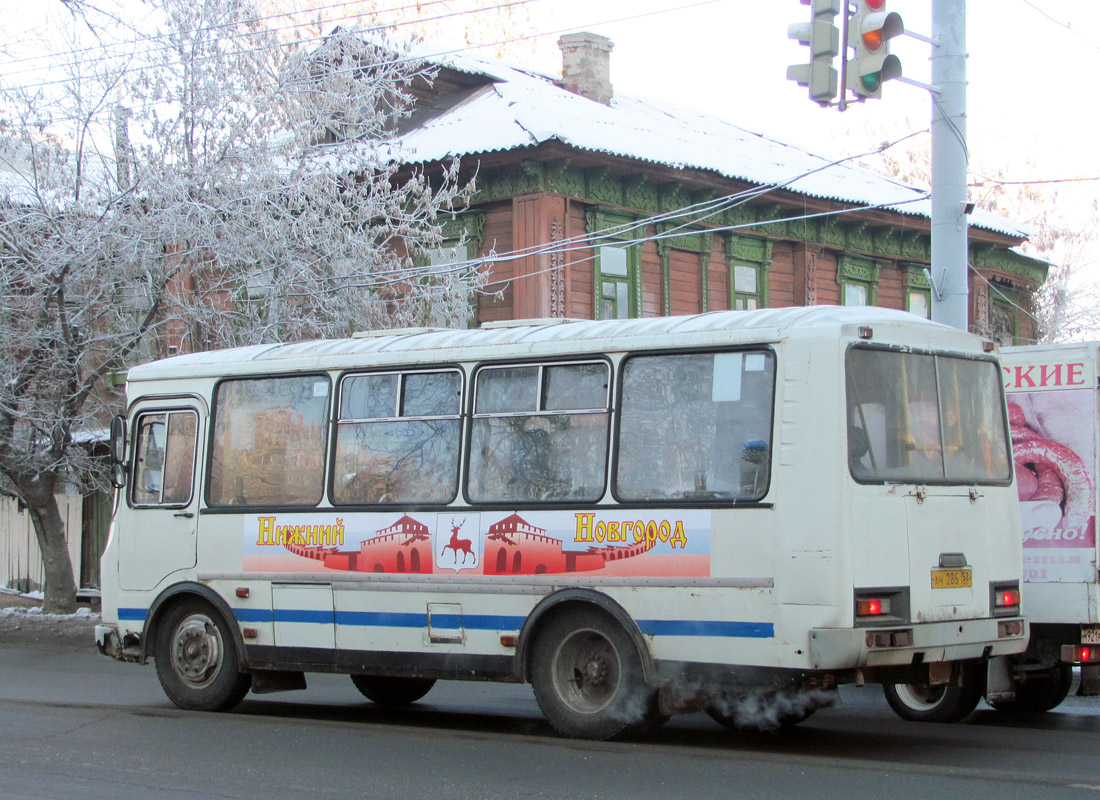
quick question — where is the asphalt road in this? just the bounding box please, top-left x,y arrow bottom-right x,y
3,614 -> 1100,800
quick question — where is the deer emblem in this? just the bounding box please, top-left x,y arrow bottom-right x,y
441,518 -> 474,565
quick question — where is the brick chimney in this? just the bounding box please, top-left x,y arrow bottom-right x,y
558,32 -> 614,105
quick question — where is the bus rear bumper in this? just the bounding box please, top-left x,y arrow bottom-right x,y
809,617 -> 1028,670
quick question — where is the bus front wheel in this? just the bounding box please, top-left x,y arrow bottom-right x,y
530,609 -> 661,740
351,675 -> 436,706
154,599 -> 251,712
883,668 -> 983,723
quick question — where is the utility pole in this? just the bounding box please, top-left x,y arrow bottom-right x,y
929,0 -> 969,332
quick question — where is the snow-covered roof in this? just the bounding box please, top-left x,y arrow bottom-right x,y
126,305 -> 983,383
387,44 -> 1025,240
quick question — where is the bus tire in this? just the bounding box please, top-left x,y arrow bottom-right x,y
883,667 -> 983,723
154,599 -> 251,712
530,609 -> 660,740
350,675 -> 436,706
989,664 -> 1073,713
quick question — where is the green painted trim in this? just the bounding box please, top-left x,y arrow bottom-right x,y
725,234 -> 772,310
439,210 -> 486,251
971,246 -> 1049,286
588,208 -> 643,319
905,263 -> 930,290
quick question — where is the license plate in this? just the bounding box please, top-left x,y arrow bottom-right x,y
1082,628 -> 1100,644
931,568 -> 972,589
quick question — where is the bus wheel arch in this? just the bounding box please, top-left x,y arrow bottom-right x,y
521,593 -> 663,739
152,594 -> 252,712
517,589 -> 655,685
144,582 -> 248,670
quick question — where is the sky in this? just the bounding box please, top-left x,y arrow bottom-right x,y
3,0 -> 1099,298
519,1 -> 1100,231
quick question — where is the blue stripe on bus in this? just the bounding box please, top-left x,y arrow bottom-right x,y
637,619 -> 774,638
122,606 -> 771,640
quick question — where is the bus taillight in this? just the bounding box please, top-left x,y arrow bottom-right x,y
856,598 -> 890,617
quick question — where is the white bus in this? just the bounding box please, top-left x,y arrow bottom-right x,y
96,306 -> 1027,738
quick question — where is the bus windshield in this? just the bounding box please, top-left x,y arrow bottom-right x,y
846,348 -> 1011,484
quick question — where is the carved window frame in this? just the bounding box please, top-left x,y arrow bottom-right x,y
905,263 -> 931,319
725,234 -> 772,311
588,208 -> 642,320
420,211 -> 486,329
837,254 -> 881,307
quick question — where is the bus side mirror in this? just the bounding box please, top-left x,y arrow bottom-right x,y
110,415 -> 126,464
110,415 -> 127,489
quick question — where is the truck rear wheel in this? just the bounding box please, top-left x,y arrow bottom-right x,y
883,666 -> 983,723
989,664 -> 1073,713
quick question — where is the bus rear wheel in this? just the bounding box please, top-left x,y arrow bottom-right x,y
883,668 -> 983,723
989,664 -> 1073,713
531,609 -> 661,740
154,599 -> 251,712
350,675 -> 436,706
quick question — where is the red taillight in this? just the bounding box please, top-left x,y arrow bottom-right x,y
1061,645 -> 1100,663
857,598 -> 890,616
997,589 -> 1021,608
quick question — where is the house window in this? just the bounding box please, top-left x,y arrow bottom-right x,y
589,209 -> 642,320
725,234 -> 771,311
907,289 -> 931,319
842,280 -> 869,306
423,211 -> 485,329
597,243 -> 636,319
732,265 -> 760,310
837,255 -> 880,308
990,299 -> 1017,345
905,264 -> 932,319
425,241 -> 477,328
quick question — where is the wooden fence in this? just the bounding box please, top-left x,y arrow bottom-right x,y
1,495 -> 84,594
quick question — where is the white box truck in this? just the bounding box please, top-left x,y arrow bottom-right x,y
999,343 -> 1100,710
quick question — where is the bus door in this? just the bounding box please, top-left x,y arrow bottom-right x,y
119,405 -> 204,591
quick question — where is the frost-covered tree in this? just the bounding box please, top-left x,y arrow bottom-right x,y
0,0 -> 475,612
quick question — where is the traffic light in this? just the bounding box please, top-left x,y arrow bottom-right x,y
847,0 -> 903,98
787,0 -> 841,105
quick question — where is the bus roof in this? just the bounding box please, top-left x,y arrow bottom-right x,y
126,306 -> 983,383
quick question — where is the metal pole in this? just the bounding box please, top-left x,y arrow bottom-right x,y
929,0 -> 969,331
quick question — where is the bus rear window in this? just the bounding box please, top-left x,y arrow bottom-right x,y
208,375 -> 330,506
846,348 -> 1011,484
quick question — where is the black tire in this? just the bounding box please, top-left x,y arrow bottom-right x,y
530,609 -> 661,740
883,666 -> 983,723
350,675 -> 436,706
154,599 -> 251,712
705,688 -> 823,732
989,664 -> 1073,713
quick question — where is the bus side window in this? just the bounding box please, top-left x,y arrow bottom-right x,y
208,376 -> 330,507
616,350 -> 775,502
333,370 -> 462,505
131,410 -> 198,507
468,362 -> 610,503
